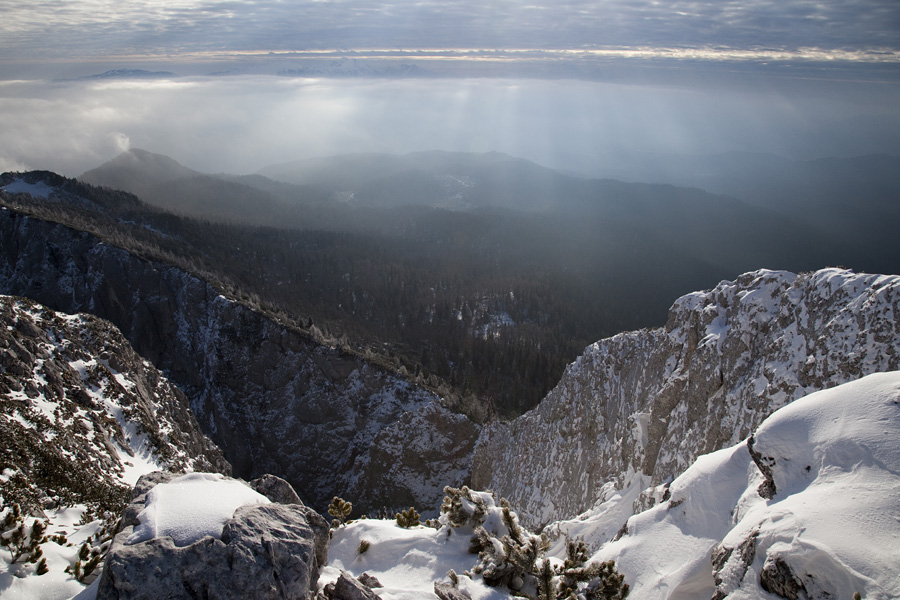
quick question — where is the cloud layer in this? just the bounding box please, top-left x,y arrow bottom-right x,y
1,0 -> 898,62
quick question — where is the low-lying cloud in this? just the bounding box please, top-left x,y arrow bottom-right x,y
1,74 -> 898,178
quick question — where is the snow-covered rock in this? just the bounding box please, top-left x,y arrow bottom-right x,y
473,268 -> 900,529
125,473 -> 270,546
593,371 -> 900,600
97,471 -> 330,600
0,295 -> 229,504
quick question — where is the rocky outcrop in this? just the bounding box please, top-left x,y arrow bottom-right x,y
320,572 -> 381,600
97,472 -> 329,600
0,295 -> 229,515
473,269 -> 900,527
0,192 -> 479,514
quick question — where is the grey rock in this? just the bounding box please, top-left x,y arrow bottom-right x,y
711,530 -> 758,600
97,475 -> 329,600
324,572 -> 381,600
248,474 -> 330,570
760,556 -> 805,600
357,573 -> 383,588
434,582 -> 472,600
251,474 -> 304,504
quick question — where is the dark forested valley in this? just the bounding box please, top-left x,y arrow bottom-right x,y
5,149 -> 898,418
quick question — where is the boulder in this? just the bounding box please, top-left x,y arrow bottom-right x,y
97,473 -> 329,600
321,572 -> 381,600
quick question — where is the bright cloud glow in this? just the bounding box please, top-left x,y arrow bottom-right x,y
1,74 -> 898,177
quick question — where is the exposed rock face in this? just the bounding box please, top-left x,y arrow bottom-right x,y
759,556 -> 805,600
0,198 -> 479,514
97,472 -> 329,600
473,269 -> 900,527
0,295 -> 229,514
353,401 -> 481,514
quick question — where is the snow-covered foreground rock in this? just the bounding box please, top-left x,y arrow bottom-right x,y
590,372 -> 900,600
323,519 -> 509,600
96,472 -> 329,600
0,296 -> 229,599
474,268 -> 900,529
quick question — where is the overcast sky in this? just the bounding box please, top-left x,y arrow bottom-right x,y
0,1 -> 898,176
2,0 -> 899,59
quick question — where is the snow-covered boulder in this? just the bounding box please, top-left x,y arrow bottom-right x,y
592,371 -> 900,600
97,472 -> 329,600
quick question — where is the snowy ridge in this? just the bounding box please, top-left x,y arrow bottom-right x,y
594,372 -> 900,600
472,268 -> 900,529
316,374 -> 900,600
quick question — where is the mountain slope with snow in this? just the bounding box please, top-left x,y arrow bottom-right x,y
473,269 -> 900,529
593,371 -> 900,600
0,295 -> 229,599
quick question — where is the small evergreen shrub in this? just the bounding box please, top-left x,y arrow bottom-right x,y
1,503 -> 48,565
358,539 -> 371,555
328,496 -> 353,529
440,487 -> 630,600
396,507 -> 420,528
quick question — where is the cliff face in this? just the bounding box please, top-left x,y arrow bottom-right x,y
472,268 -> 900,528
0,205 -> 479,514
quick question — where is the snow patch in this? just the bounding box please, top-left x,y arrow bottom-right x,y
126,473 -> 269,547
1,178 -> 55,199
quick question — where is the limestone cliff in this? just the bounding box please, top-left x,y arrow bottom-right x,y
472,268 -> 900,528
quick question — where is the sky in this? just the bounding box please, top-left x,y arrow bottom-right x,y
0,0 -> 898,177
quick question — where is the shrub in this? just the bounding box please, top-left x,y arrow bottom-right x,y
328,496 -> 353,529
396,507 -> 420,528
440,487 -> 629,600
1,503 -> 47,565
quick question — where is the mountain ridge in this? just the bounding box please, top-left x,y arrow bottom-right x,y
473,267 -> 900,530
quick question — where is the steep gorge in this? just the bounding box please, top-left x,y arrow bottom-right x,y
0,205 -> 479,514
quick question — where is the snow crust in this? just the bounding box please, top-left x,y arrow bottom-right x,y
591,371 -> 900,600
126,473 -> 269,547
0,506 -> 101,600
322,519 -> 510,600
